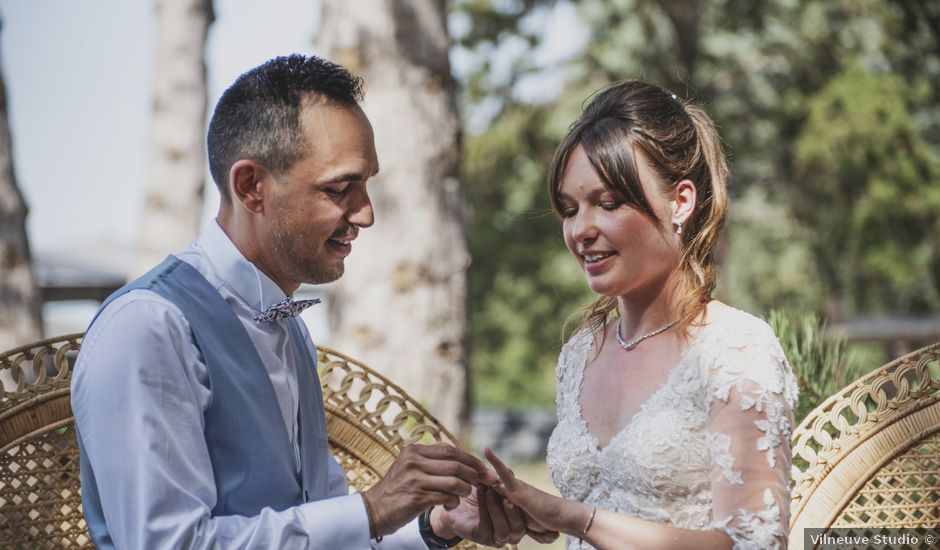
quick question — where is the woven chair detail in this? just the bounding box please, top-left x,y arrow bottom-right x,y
0,334 -> 491,549
317,346 -> 462,490
788,343 -> 940,548
1,333 -> 86,548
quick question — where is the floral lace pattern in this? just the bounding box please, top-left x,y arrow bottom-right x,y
547,307 -> 798,549
709,433 -> 743,485
713,490 -> 787,550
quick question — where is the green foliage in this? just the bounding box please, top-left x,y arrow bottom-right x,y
464,103 -> 595,407
791,64 -> 940,314
721,187 -> 824,314
767,310 -> 859,424
456,0 -> 940,408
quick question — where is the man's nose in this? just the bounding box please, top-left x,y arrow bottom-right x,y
347,188 -> 374,228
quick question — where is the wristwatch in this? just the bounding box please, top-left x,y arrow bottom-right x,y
419,507 -> 464,548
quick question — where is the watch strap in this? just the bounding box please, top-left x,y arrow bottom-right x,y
418,507 -> 464,548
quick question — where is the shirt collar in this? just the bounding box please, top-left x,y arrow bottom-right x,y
196,219 -> 289,314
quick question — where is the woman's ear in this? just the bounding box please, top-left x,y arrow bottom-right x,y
671,179 -> 697,227
229,160 -> 269,214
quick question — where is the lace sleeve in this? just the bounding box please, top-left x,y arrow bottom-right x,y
555,337 -> 571,410
704,321 -> 798,550
555,329 -> 592,413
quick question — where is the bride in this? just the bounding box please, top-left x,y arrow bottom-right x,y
486,80 -> 798,549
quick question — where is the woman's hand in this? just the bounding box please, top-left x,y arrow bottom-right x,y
434,484 -> 527,547
485,448 -> 590,538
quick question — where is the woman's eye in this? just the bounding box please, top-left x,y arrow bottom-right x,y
600,201 -> 622,211
560,208 -> 577,218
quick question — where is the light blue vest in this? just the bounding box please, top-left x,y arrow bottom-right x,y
76,256 -> 331,547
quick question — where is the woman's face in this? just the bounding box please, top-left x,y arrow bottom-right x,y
558,145 -> 680,299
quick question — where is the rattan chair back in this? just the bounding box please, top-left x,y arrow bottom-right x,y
789,343 -> 940,549
0,334 -> 487,549
0,334 -> 85,548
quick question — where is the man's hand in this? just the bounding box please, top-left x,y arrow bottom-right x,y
361,444 -> 497,537
485,448 -> 587,537
432,477 -> 560,547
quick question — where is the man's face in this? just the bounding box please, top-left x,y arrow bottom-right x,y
265,100 -> 379,288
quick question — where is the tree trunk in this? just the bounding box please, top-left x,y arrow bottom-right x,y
318,0 -> 470,435
0,21 -> 43,352
134,0 -> 213,276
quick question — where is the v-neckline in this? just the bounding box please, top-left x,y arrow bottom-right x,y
574,321 -> 701,454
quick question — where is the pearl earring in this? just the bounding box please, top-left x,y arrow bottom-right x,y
675,222 -> 683,235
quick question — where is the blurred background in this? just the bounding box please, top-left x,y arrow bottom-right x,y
2,2 -> 938,547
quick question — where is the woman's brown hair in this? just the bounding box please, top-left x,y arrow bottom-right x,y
549,80 -> 729,339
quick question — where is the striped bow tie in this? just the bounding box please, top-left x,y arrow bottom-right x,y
253,297 -> 322,323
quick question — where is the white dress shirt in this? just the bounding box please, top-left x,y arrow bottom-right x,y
72,220 -> 426,549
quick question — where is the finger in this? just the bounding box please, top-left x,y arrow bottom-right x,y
502,498 -> 527,543
527,528 -> 560,544
441,494 -> 460,511
528,529 -> 559,543
476,466 -> 499,486
421,489 -> 461,511
474,486 -> 495,540
416,474 -> 474,500
484,483 -> 511,545
410,444 -> 501,487
520,509 -> 551,533
484,448 -> 516,487
465,483 -> 483,507
415,457 -> 483,488
412,444 -> 490,478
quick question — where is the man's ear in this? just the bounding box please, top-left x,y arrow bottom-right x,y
672,179 -> 697,226
229,160 -> 269,214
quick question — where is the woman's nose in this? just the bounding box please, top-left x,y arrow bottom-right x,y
570,210 -> 597,242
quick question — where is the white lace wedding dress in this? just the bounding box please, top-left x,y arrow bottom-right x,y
547,307 -> 798,549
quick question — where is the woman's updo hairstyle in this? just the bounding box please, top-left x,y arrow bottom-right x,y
549,80 -> 730,338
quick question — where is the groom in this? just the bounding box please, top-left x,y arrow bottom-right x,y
72,55 -> 529,549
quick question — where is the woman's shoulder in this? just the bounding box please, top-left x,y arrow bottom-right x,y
556,324 -> 601,372
699,301 -> 778,344
561,322 -> 603,354
696,302 -> 795,393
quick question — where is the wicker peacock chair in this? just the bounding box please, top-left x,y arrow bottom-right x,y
0,333 -> 491,549
788,342 -> 940,549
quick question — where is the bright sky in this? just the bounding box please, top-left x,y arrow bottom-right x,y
0,0 -> 584,334
0,0 -> 321,333
1,0 -> 585,257
1,0 -> 319,256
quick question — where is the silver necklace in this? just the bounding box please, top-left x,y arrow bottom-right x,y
615,318 -> 678,350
